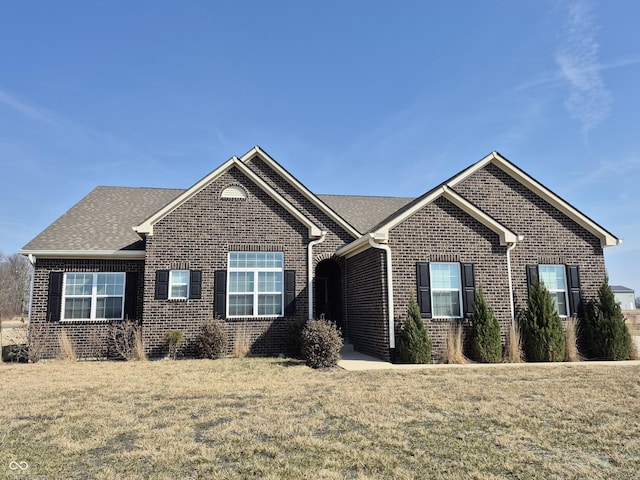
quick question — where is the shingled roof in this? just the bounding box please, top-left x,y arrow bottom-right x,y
22,186 -> 184,253
21,186 -> 415,255
317,194 -> 413,233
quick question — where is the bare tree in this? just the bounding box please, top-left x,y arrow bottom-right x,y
0,251 -> 32,319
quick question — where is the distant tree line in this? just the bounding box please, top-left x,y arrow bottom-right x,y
0,251 -> 32,320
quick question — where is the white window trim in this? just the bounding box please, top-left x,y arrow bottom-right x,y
62,272 -> 126,321
227,252 -> 284,318
538,264 -> 570,318
430,262 -> 463,319
168,270 -> 190,300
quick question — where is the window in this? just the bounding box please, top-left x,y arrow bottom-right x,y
62,272 -> 125,320
538,265 -> 569,317
169,270 -> 190,299
227,252 -> 283,317
430,263 -> 463,318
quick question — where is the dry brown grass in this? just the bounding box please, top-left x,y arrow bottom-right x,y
1,359 -> 639,479
57,330 -> 77,362
504,321 -> 524,363
440,322 -> 467,364
564,318 -> 583,362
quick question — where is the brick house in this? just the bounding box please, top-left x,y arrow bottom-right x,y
21,147 -> 621,361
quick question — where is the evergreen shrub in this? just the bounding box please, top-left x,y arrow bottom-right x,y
197,319 -> 228,359
469,288 -> 502,363
396,297 -> 432,364
520,279 -> 565,362
583,280 -> 631,360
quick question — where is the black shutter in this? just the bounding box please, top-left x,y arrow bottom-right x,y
461,263 -> 476,318
155,270 -> 169,300
284,270 -> 296,317
416,262 -> 431,318
566,265 -> 582,316
526,265 -> 539,291
189,270 -> 202,299
214,270 -> 227,317
124,272 -> 138,320
47,272 -> 63,322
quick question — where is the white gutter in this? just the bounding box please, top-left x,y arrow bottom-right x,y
368,235 -> 395,350
27,254 -> 36,323
506,235 -> 523,323
308,232 -> 327,319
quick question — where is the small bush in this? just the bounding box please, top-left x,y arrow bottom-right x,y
301,319 -> 343,369
520,280 -> 565,362
396,297 -> 432,364
197,319 -> 228,359
57,330 -> 77,362
469,288 -> 502,363
108,320 -> 143,361
583,280 -> 631,360
164,330 -> 184,360
286,318 -> 307,358
504,321 -> 523,363
441,322 -> 467,364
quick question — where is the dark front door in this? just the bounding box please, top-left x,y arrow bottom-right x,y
315,259 -> 344,334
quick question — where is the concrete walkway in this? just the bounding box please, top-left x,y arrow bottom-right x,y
337,344 -> 640,371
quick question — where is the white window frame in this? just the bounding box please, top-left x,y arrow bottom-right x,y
227,252 -> 284,318
430,262 -> 463,319
62,272 -> 126,321
169,270 -> 190,300
538,264 -> 569,317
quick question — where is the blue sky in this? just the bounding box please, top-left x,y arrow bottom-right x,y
1,0 -> 639,294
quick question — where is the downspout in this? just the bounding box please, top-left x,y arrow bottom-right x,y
308,232 -> 327,320
506,237 -> 522,323
368,235 -> 395,354
27,254 -> 36,322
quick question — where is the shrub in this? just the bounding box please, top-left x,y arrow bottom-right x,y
469,288 -> 502,363
301,319 -> 343,369
396,297 -> 431,364
582,280 -> 631,360
286,318 -> 307,358
164,330 -> 184,360
108,320 -> 143,361
441,322 -> 467,364
520,279 -> 565,362
197,319 -> 228,359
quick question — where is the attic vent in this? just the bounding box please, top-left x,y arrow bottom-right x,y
221,185 -> 247,200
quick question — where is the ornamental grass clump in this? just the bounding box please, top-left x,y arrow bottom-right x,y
469,288 -> 502,363
301,318 -> 343,369
396,297 -> 432,364
504,321 -> 524,363
583,280 -> 631,360
441,322 -> 467,364
520,279 -> 565,362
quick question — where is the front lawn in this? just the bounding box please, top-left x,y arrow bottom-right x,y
1,359 -> 639,479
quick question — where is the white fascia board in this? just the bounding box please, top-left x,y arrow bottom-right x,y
448,152 -> 620,248
19,250 -> 146,260
240,146 -> 361,238
336,232 -> 388,259
134,156 -> 322,239
375,186 -> 517,246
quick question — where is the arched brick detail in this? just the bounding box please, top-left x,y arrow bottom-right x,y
313,253 -> 344,269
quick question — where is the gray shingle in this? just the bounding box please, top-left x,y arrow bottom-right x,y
22,186 -> 184,252
318,194 -> 414,233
